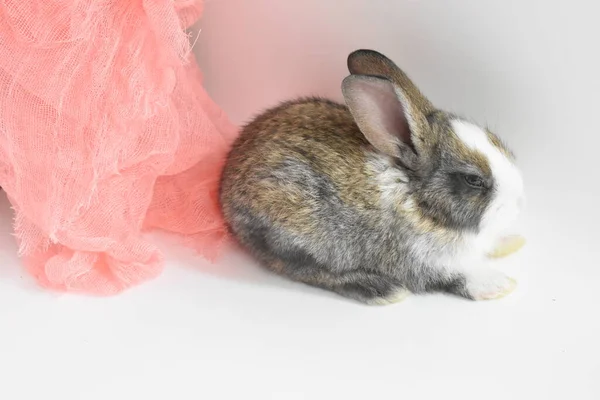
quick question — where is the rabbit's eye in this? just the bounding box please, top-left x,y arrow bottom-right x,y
463,174 -> 485,189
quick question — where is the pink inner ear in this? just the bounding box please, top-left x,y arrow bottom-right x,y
353,78 -> 412,146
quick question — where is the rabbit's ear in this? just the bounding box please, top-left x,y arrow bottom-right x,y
347,49 -> 434,116
342,74 -> 428,168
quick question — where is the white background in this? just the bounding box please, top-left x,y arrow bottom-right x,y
1,1 -> 599,399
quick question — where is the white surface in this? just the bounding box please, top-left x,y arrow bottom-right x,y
1,1 -> 599,399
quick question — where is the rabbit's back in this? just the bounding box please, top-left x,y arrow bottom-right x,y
221,98 -> 382,232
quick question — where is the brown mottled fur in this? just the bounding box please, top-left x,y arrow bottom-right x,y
221,98 -> 381,237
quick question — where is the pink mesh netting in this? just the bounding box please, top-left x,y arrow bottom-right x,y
0,0 -> 237,294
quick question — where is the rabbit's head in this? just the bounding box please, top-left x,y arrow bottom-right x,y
342,50 -> 524,238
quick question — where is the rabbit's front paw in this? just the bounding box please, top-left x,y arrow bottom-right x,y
487,235 -> 526,259
466,269 -> 517,300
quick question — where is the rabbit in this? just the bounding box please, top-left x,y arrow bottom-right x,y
219,49 -> 525,305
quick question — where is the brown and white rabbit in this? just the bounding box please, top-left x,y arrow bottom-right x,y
220,49 -> 525,304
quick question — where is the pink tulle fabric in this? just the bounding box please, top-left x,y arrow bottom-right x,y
0,0 -> 237,294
